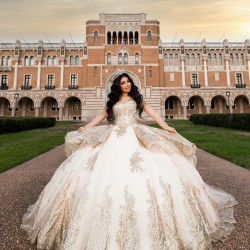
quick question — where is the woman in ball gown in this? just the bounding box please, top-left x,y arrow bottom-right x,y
21,72 -> 237,250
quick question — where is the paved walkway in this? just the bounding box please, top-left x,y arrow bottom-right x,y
0,145 -> 249,250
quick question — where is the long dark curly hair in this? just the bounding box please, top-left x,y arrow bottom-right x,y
106,73 -> 144,124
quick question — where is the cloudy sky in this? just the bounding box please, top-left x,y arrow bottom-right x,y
0,0 -> 249,43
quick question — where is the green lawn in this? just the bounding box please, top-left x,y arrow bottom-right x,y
0,120 -> 249,173
152,120 -> 250,169
0,121 -> 81,173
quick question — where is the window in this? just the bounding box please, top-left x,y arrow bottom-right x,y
211,99 -> 215,109
149,66 -> 152,78
123,53 -> 128,65
94,66 -> 97,78
52,56 -> 57,66
51,100 -> 58,111
30,101 -> 34,111
135,53 -> 139,64
165,97 -> 174,109
75,55 -> 80,66
174,54 -> 179,66
208,53 -> 212,66
30,56 -> 35,66
24,56 -> 29,66
191,53 -> 195,66
218,53 -> 222,66
7,56 -> 12,66
72,100 -> 81,110
47,56 -> 52,66
94,31 -> 98,42
1,56 -> 6,66
70,74 -> 78,85
147,31 -> 152,42
1,75 -> 8,85
47,75 -> 55,86
235,53 -> 239,66
169,54 -> 173,66
191,74 -> 198,85
230,53 -> 234,66
107,54 -> 111,65
24,75 -> 31,86
240,53 -> 244,65
164,54 -> 168,66
84,47 -> 87,55
196,53 -> 201,66
185,54 -> 190,66
118,53 -> 122,64
70,55 -> 74,66
213,53 -> 217,66
236,73 -> 243,85
187,97 -> 195,110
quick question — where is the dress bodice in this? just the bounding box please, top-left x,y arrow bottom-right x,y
113,99 -> 137,130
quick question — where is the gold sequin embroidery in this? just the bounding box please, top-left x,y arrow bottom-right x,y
130,150 -> 144,173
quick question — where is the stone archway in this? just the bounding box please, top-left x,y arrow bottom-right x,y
164,95 -> 182,119
0,97 -> 11,117
233,95 -> 250,113
18,97 -> 35,117
187,95 -> 206,117
41,97 -> 59,119
64,96 -> 82,120
210,95 -> 228,114
104,70 -> 142,103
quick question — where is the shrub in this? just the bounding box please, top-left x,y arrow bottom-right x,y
189,113 -> 250,131
0,117 -> 56,134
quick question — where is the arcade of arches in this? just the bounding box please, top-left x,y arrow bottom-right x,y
1,94 -> 249,120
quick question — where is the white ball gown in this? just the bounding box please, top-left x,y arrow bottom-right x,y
21,99 -> 238,250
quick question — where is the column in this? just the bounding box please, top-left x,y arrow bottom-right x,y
182,106 -> 187,119
35,107 -> 39,117
59,107 -> 64,120
11,103 -> 15,117
60,60 -> 64,89
226,60 -> 231,87
36,61 -> 41,89
181,60 -> 186,87
204,60 -> 209,87
13,61 -> 18,90
205,105 -> 210,114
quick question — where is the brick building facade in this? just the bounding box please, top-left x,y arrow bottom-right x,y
0,13 -> 250,121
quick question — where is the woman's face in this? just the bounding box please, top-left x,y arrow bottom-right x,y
120,77 -> 131,94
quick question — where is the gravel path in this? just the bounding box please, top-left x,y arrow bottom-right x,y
0,145 -> 249,250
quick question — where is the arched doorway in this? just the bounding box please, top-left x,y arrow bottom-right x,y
0,97 -> 11,117
233,95 -> 250,113
210,95 -> 227,114
187,95 -> 205,117
64,96 -> 82,120
18,97 -> 35,117
41,97 -> 59,119
165,96 -> 182,119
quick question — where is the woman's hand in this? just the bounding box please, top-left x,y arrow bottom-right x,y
164,126 -> 177,134
78,126 -> 86,132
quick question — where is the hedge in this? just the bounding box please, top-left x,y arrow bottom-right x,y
0,117 -> 56,134
189,113 -> 250,131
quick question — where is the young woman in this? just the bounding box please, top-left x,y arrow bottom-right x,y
21,72 -> 237,249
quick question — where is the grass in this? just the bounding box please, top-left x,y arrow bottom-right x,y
0,121 -> 81,173
151,120 -> 250,169
0,120 -> 249,173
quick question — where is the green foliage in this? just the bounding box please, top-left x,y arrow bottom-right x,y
189,113 -> 250,131
0,117 -> 56,134
0,121 -> 81,173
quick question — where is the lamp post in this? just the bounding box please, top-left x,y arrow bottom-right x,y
14,93 -> 19,117
226,91 -> 230,113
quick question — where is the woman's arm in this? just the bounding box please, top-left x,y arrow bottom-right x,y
143,103 -> 177,133
78,107 -> 108,132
